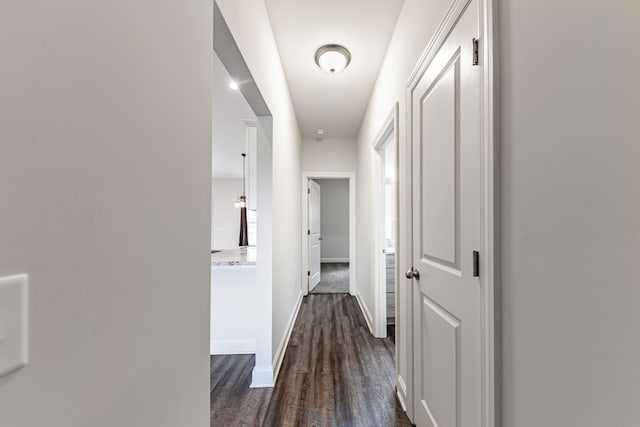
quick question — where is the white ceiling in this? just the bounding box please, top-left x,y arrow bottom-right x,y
266,0 -> 404,139
213,52 -> 256,179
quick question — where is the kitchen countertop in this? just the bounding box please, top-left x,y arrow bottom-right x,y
211,247 -> 256,266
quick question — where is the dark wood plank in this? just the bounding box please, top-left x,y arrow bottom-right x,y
210,354 -> 272,426
211,294 -> 413,426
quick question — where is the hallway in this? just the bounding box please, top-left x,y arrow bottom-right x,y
310,263 -> 350,294
210,294 -> 410,426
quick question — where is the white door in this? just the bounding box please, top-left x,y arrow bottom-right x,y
308,179 -> 321,290
410,1 -> 481,426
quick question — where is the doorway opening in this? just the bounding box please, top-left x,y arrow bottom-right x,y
308,178 -> 350,294
211,2 -> 274,390
301,173 -> 356,296
370,104 -> 400,342
375,128 -> 398,340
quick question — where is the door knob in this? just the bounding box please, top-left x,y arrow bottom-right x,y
405,267 -> 420,280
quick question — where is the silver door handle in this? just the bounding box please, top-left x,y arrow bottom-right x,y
405,267 -> 420,280
319,237 -> 323,241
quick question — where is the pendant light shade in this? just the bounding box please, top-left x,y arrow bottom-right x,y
234,153 -> 247,209
315,44 -> 351,74
234,196 -> 246,209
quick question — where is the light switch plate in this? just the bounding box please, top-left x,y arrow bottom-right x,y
0,274 -> 28,377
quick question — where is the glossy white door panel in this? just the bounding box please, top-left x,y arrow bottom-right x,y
308,179 -> 321,289
420,297 -> 460,427
421,64 -> 458,267
410,1 -> 482,426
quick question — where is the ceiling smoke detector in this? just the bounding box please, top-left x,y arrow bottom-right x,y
315,129 -> 325,141
314,44 -> 351,75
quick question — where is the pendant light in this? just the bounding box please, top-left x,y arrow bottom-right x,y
234,153 -> 247,209
236,153 -> 248,247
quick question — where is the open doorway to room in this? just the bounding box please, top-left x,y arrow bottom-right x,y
302,173 -> 356,296
373,105 -> 399,341
308,178 -> 350,294
210,2 -> 275,398
375,131 -> 397,340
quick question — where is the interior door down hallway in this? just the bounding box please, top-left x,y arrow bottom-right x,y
308,179 -> 321,290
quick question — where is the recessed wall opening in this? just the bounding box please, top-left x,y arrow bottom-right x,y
210,1 -> 274,401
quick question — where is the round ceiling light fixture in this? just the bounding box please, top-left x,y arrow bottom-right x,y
314,44 -> 351,75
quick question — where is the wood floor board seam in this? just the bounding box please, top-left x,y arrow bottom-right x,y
211,294 -> 411,427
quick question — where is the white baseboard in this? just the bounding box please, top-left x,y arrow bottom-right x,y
251,366 -> 274,388
321,258 -> 349,263
210,339 -> 256,355
355,290 -> 374,335
272,290 -> 304,384
396,376 -> 408,411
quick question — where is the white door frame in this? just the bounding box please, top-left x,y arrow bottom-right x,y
301,172 -> 356,296
404,0 -> 498,425
372,103 -> 399,339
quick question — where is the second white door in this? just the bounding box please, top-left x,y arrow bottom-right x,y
308,179 -> 321,290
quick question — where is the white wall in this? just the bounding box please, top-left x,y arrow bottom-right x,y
0,0 -> 212,425
302,138 -> 357,172
498,0 -> 640,425
316,179 -> 349,261
359,0 -> 640,424
215,0 -> 303,375
212,179 -> 242,250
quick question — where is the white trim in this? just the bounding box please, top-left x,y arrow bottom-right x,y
354,289 -> 374,335
372,103 -> 399,339
250,366 -> 274,388
404,0 -> 498,425
301,172 -> 356,296
396,376 -> 408,411
372,106 -> 398,151
405,0 -> 473,88
210,339 -> 256,355
480,0 -> 499,424
320,258 -> 349,263
271,290 -> 303,384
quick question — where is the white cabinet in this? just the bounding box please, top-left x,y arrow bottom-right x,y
386,252 -> 395,324
210,264 -> 257,355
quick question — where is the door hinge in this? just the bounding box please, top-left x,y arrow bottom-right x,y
473,251 -> 480,277
472,38 -> 479,66
307,229 -> 311,235
307,271 -> 311,277
308,188 -> 311,194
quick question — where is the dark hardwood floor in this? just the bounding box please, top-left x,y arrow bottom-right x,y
211,294 -> 412,426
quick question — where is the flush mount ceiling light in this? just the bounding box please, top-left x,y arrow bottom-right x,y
314,44 -> 351,75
